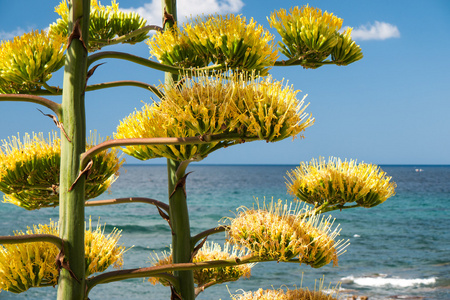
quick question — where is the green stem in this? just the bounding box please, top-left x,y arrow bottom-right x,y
167,159 -> 196,299
191,226 -> 228,246
0,234 -> 63,249
87,51 -> 224,74
85,80 -> 164,99
85,197 -> 169,213
57,0 -> 89,299
0,94 -> 61,118
89,25 -> 162,47
87,51 -> 183,73
41,81 -> 60,95
24,80 -> 163,99
79,134 -> 258,169
85,253 -> 258,297
274,59 -> 336,67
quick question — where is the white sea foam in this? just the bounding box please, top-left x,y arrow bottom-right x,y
341,275 -> 437,287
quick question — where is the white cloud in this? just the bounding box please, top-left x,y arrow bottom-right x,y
121,0 -> 244,26
0,27 -> 27,40
351,21 -> 400,41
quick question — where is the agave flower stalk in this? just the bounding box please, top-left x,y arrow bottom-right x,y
57,0 -> 90,299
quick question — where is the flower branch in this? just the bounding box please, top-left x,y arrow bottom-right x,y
0,234 -> 63,249
87,51 -> 224,74
90,25 -> 162,47
85,253 -> 258,295
80,134 -> 257,169
25,81 -> 164,99
191,226 -> 229,246
0,94 -> 62,118
85,197 -> 169,214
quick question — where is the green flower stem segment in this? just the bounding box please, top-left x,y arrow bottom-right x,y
57,0 -> 90,299
0,234 -> 63,249
79,134 -> 257,169
85,197 -> 169,213
0,94 -> 61,118
191,226 -> 229,246
85,81 -> 164,99
24,81 -> 163,99
85,253 -> 258,296
87,51 -> 224,73
89,25 -> 162,47
167,159 -> 195,300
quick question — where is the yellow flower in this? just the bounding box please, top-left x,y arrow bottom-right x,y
0,219 -> 126,293
148,242 -> 254,286
269,5 -> 362,68
0,30 -> 65,94
115,71 -> 313,161
84,217 -> 126,276
49,0 -> 148,52
230,285 -> 339,300
147,14 -> 278,75
224,199 -> 347,268
331,27 -> 364,66
0,132 -> 124,210
0,221 -> 59,293
286,157 -> 396,209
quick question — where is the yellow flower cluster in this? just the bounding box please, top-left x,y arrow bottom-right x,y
230,286 -> 338,300
0,222 -> 59,293
286,157 -> 396,209
225,199 -> 347,268
0,30 -> 65,94
84,217 -> 126,275
0,219 -> 125,293
269,5 -> 362,68
0,132 -> 124,210
115,72 -> 313,161
148,242 -> 253,286
50,0 -> 148,52
332,27 -> 364,66
147,14 -> 278,75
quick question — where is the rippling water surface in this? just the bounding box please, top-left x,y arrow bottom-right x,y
1,165 -> 449,299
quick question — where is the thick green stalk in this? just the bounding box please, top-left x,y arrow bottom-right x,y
167,159 -> 195,299
162,1 -> 195,298
57,1 -> 90,299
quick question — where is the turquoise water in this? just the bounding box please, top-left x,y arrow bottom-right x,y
1,165 -> 449,299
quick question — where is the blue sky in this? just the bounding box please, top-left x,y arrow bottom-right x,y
0,0 -> 449,165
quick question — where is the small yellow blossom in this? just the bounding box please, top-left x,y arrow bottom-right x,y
84,217 -> 126,276
269,5 -> 362,68
224,199 -> 348,268
148,14 -> 278,74
148,242 -> 254,286
0,30 -> 65,94
0,219 -> 125,293
0,132 -> 124,210
230,286 -> 339,300
115,71 -> 313,161
286,157 -> 396,209
49,0 -> 148,52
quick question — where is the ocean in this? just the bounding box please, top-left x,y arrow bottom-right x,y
1,165 -> 449,300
